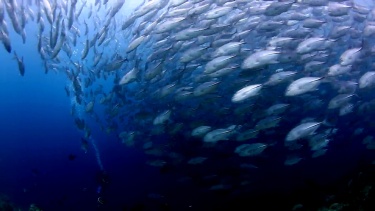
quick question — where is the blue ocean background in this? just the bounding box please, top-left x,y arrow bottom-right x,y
0,42 -> 161,210
1,0 -> 375,210
0,5 -> 156,209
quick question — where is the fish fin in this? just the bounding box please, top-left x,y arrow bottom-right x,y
13,51 -> 18,60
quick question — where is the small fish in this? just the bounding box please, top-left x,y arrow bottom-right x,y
204,56 -> 235,74
296,38 -> 326,54
235,143 -> 268,157
285,77 -> 323,96
127,35 -> 147,53
204,6 -> 232,19
264,1 -> 293,16
119,68 -> 139,85
193,81 -> 220,97
265,71 -> 297,86
328,94 -> 355,109
340,48 -> 362,66
285,122 -> 322,141
359,71 -> 375,89
242,50 -> 279,69
191,126 -> 212,137
154,17 -> 185,33
13,52 -> 25,76
203,125 -> 237,143
236,129 -> 259,141
81,39 -> 89,59
0,28 -> 11,53
232,84 -> 262,103
153,110 -> 172,125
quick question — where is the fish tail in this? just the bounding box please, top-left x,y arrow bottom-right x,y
13,51 -> 18,60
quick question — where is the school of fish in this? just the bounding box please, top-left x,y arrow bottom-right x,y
2,0 -> 375,194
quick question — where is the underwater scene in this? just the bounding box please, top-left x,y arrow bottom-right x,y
1,0 -> 375,210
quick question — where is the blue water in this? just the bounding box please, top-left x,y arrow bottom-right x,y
0,59 -> 156,209
1,1 -> 375,210
0,24 -> 148,210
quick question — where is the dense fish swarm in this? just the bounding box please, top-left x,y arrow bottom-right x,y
2,0 -> 375,206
